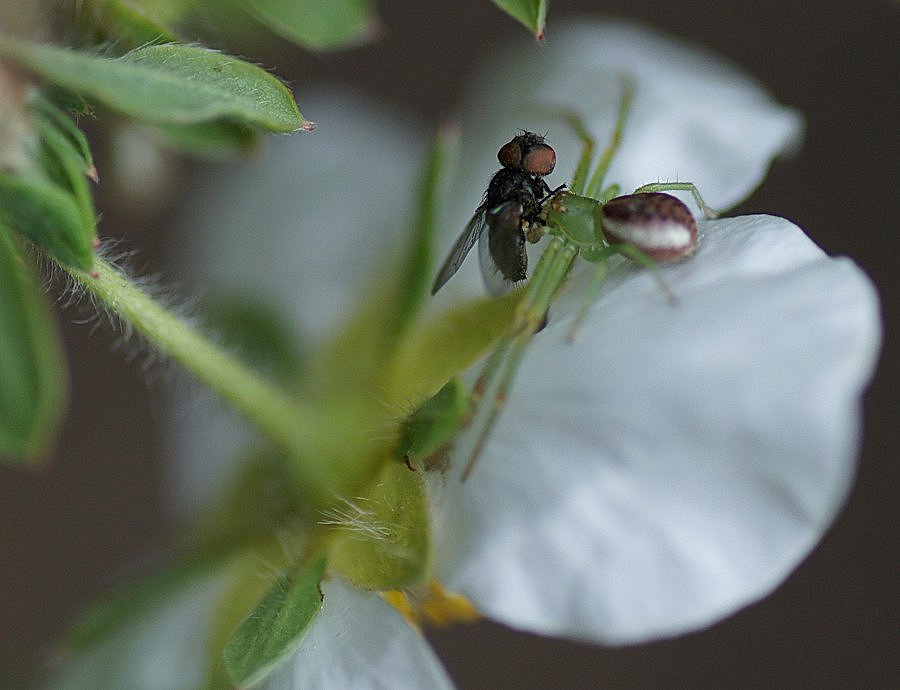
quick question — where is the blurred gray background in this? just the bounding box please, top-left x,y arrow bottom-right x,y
1,1 -> 897,687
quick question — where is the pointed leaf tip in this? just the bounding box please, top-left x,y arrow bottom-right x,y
492,0 -> 547,38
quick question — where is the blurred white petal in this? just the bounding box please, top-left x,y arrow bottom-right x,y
47,575 -> 228,690
429,215 -> 881,643
263,579 -> 453,690
436,18 -> 803,300
173,88 -> 426,345
166,89 -> 426,518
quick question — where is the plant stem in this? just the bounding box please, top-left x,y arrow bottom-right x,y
66,257 -> 327,493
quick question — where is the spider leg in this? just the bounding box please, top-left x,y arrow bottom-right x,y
632,181 -> 719,219
461,237 -> 577,480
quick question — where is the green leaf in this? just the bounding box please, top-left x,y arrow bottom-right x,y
0,37 -> 306,132
329,460 -> 430,590
31,99 -> 99,242
223,555 -> 326,688
391,123 -> 458,342
0,171 -> 95,271
237,0 -> 378,51
30,94 -> 98,180
44,87 -> 93,117
395,377 -> 469,463
492,0 -> 547,38
0,226 -> 67,464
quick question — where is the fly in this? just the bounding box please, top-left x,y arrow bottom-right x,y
431,132 -> 558,296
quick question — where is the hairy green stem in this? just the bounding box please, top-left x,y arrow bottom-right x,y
66,257 -> 328,494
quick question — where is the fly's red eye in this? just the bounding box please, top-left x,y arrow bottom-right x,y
522,144 -> 556,175
497,139 -> 522,168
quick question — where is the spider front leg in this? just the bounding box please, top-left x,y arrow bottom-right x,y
540,77 -> 634,198
461,236 -> 578,481
632,181 -> 719,219
565,243 -> 676,342
562,184 -> 704,341
585,79 -> 634,199
599,183 -> 621,204
564,249 -> 610,343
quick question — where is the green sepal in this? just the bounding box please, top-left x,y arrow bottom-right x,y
0,37 -> 306,133
223,555 -> 326,688
330,460 -> 431,591
492,0 -> 547,38
187,448 -> 313,555
0,226 -> 67,464
386,292 -> 519,409
236,0 -> 378,51
0,170 -> 95,271
395,377 -> 468,464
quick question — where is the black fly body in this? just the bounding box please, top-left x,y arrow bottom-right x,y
431,132 -> 558,296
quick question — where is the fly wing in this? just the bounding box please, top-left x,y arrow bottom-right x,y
478,225 -> 511,297
479,200 -> 526,297
431,210 -> 487,295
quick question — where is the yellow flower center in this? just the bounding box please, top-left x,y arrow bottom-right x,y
383,580 -> 481,629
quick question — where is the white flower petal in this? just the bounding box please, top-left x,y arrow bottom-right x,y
172,87 -> 426,346
46,574 -> 228,690
435,19 -> 803,301
166,89 -> 426,518
263,579 -> 454,690
463,18 -> 802,211
430,215 -> 880,644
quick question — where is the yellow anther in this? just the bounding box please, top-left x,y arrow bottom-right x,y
382,580 -> 481,630
382,590 -> 420,629
418,580 -> 480,627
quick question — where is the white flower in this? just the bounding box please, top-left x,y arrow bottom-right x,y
428,213 -> 879,644
53,18 -> 880,689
